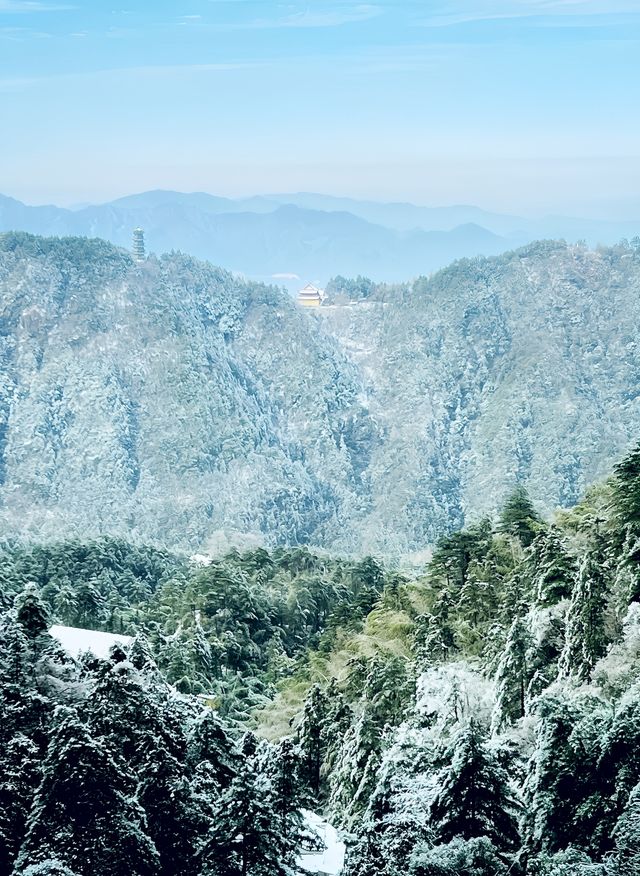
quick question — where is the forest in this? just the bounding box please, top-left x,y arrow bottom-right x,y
1,443 -> 640,875
3,232 -> 640,557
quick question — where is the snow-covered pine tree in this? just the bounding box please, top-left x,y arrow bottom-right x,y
613,442 -> 640,531
598,683 -> 640,805
0,733 -> 40,875
491,615 -> 533,733
199,752 -> 302,876
15,706 -> 159,876
528,529 -> 575,606
84,650 -> 177,770
186,707 -> 238,792
14,584 -> 49,640
559,539 -> 610,681
16,861 -> 80,876
329,701 -> 383,828
429,718 -> 521,856
136,737 -> 210,876
410,836 -> 509,876
297,683 -> 330,799
611,780 -> 640,875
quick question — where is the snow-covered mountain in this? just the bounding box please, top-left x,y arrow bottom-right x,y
1,232 -> 640,556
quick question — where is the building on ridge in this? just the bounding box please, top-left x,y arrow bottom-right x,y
297,283 -> 324,307
132,227 -> 146,262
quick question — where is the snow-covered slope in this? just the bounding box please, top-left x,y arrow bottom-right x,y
2,234 -> 640,556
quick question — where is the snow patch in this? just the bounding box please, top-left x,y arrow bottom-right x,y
49,625 -> 133,660
298,810 -> 345,875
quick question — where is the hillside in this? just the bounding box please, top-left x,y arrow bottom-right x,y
2,439 -> 640,875
1,233 -> 640,556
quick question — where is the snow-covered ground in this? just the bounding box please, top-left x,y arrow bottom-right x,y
298,810 -> 345,875
49,625 -> 133,659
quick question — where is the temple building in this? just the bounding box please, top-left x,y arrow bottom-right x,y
297,283 -> 324,307
132,227 -> 146,262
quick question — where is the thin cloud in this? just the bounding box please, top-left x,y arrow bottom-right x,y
419,1 -> 640,27
251,4 -> 382,29
0,61 -> 266,91
0,1 -> 74,11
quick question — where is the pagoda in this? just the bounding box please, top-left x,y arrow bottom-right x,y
297,283 -> 324,307
132,227 -> 146,262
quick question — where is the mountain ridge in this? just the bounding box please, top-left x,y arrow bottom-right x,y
1,232 -> 640,557
3,190 -> 638,289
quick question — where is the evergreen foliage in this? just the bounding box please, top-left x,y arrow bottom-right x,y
3,441 -> 640,874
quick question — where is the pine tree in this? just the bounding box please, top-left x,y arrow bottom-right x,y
258,737 -> 309,853
329,701 -> 383,828
186,707 -> 238,792
410,836 -> 509,876
14,584 -> 49,640
559,540 -> 610,681
16,707 -> 159,876
611,528 -> 640,615
199,754 -> 302,876
85,653 -> 176,769
0,733 -> 40,875
322,678 -> 353,783
498,486 -> 542,548
429,718 -> 521,856
492,615 -> 533,732
136,738 -> 209,876
528,529 -> 575,606
611,781 -> 640,876
297,683 -> 330,799
613,442 -> 640,531
598,683 -> 640,804
0,613 -> 51,745
521,693 -> 612,858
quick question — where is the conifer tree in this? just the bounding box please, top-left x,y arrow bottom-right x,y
559,540 -> 610,681
322,678 -> 353,782
186,707 -> 238,792
85,653 -> 176,769
429,718 -> 521,856
297,683 -> 330,799
14,584 -> 49,640
598,683 -> 640,803
611,781 -> 640,876
0,733 -> 40,875
498,486 -> 542,548
16,707 -> 159,876
613,442 -> 640,531
136,738 -> 209,876
200,753 -> 304,876
491,615 -> 533,733
521,694 -> 611,858
259,737 -> 309,851
17,862 -> 79,876
410,836 -> 509,876
528,529 -> 575,606
329,701 -> 383,828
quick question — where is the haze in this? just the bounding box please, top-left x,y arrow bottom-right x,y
1,0 -> 639,218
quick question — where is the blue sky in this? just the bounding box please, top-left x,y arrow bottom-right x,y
1,0 -> 639,216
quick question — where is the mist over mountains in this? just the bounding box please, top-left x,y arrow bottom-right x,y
1,231 -> 640,558
1,190 -> 638,288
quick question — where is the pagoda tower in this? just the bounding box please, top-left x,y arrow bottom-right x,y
132,227 -> 145,262
297,283 -> 324,307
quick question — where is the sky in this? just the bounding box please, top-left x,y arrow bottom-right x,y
1,0 -> 640,216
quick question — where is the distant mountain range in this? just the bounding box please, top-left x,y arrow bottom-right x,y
1,191 -> 638,287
